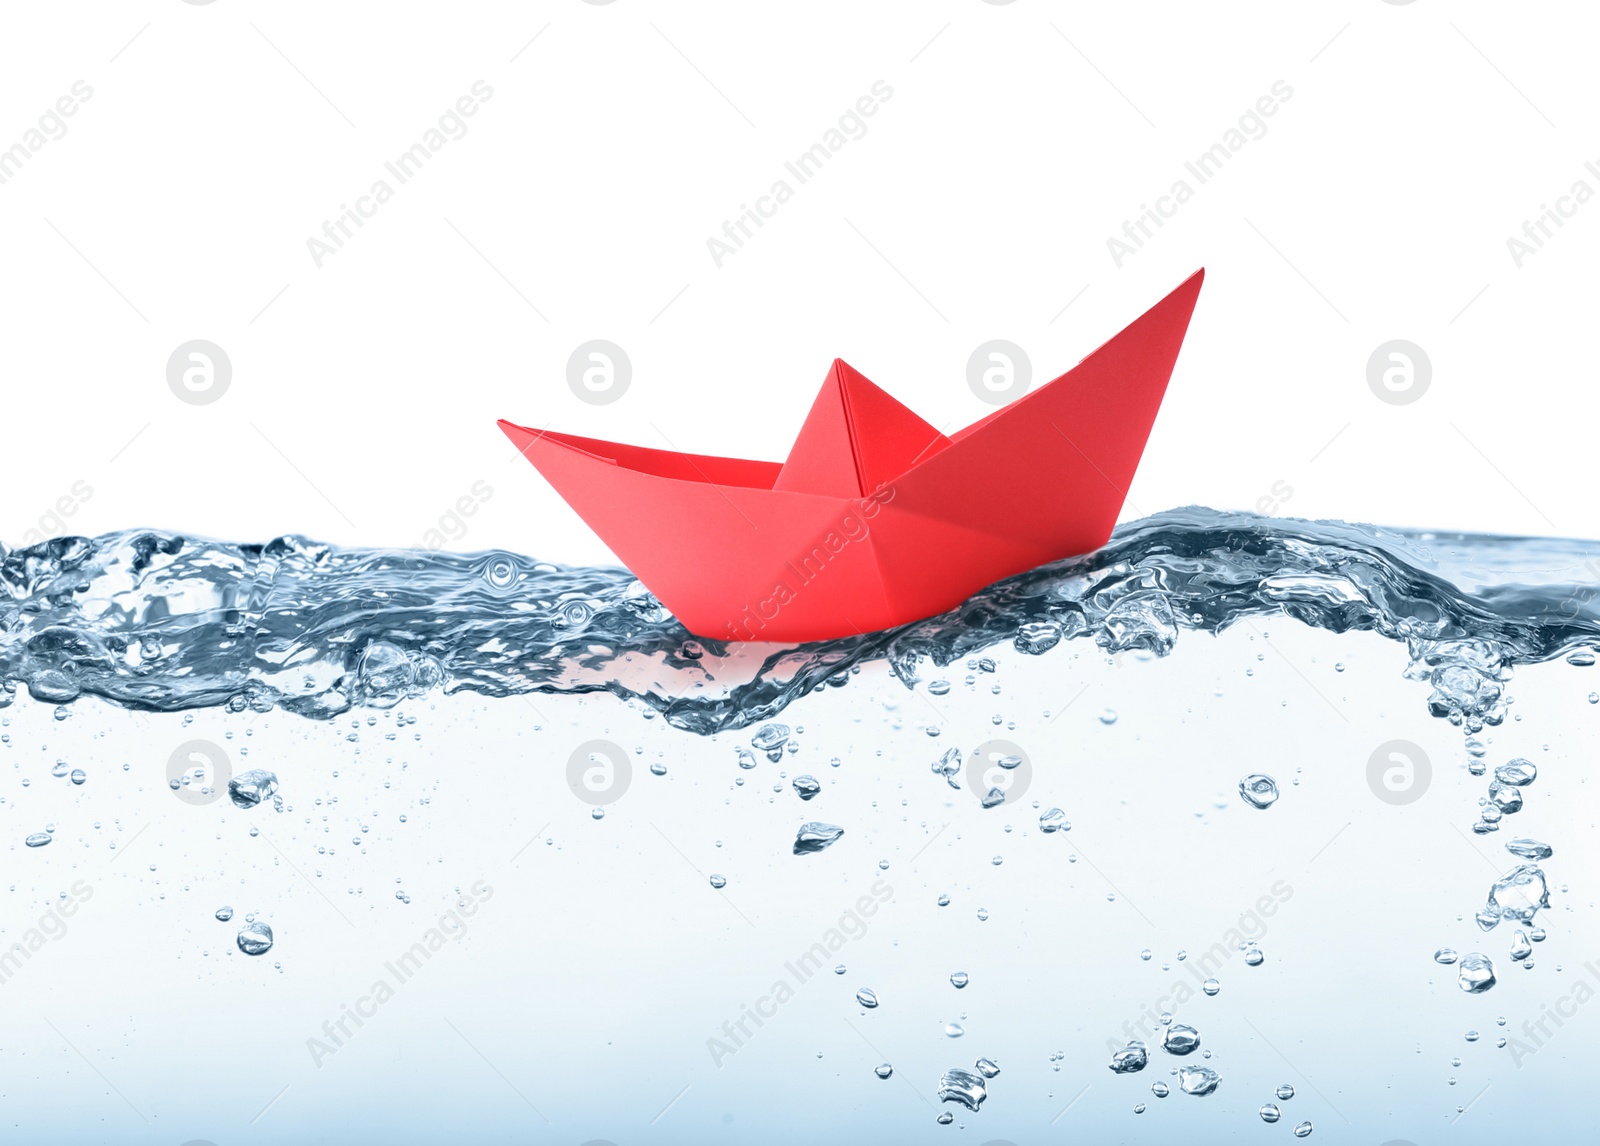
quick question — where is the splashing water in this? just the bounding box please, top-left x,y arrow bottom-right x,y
5,507 -> 1598,732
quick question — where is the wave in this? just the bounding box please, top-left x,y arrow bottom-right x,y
2,507 -> 1596,733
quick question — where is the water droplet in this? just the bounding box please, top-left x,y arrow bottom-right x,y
24,832 -> 51,848
974,1056 -> 1000,1078
937,1067 -> 986,1111
237,921 -> 274,956
1495,758 -> 1536,785
483,558 -> 516,589
1140,948 -> 1152,961
228,769 -> 280,810
70,768 -> 87,785
1509,931 -> 1532,960
874,1063 -> 893,1079
1244,946 -> 1265,967
215,906 -> 233,922
751,723 -> 790,761
1162,1024 -> 1201,1056
736,748 -> 759,770
1098,708 -> 1118,725
1435,947 -> 1459,964
1259,1102 -> 1281,1122
649,761 -> 667,776
1505,838 -> 1553,860
1151,1081 -> 1169,1098
1292,1121 -> 1313,1137
1238,773 -> 1279,809
1015,620 -> 1062,655
793,822 -> 844,855
950,971 -> 969,989
1202,977 -> 1221,996
1458,953 -> 1496,993
709,874 -> 726,889
1485,865 -> 1550,924
1178,1065 -> 1220,1096
793,775 -> 821,801
928,749 -> 960,793
1108,1041 -> 1148,1073
1487,782 -> 1523,814
1275,1084 -> 1295,1100
855,987 -> 879,1009
1039,807 -> 1068,833
944,1022 -> 964,1038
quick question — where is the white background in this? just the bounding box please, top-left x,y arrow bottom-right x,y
3,0 -> 1598,563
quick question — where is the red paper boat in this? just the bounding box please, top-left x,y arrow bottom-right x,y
500,269 -> 1203,643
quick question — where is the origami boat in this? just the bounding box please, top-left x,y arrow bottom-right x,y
500,269 -> 1203,643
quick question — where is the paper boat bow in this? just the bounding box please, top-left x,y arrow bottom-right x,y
500,269 -> 1203,643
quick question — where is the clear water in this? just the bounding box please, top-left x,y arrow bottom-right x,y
1,506 -> 1596,1143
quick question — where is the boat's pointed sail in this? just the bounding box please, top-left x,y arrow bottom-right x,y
773,360 -> 950,496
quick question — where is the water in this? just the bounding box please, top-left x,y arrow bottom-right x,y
1,506 -> 1598,1142
936,1066 -> 987,1110
1161,1023 -> 1201,1055
1238,773 -> 1280,810
8,506 -> 1599,731
1178,1065 -> 1221,1096
1109,1040 -> 1149,1073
